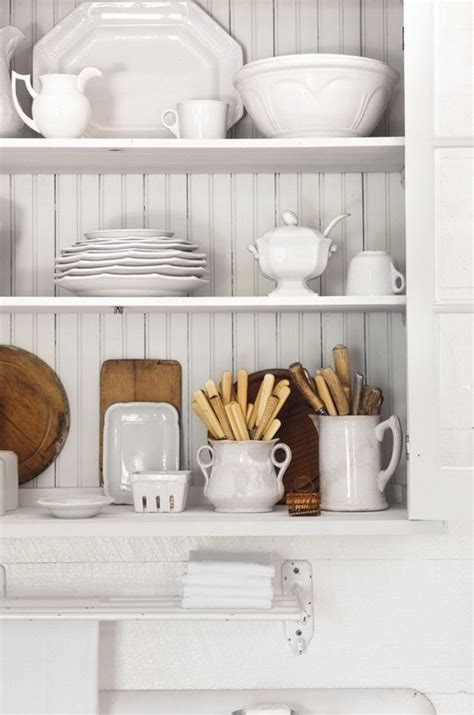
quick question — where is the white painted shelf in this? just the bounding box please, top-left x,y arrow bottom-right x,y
0,295 -> 407,314
0,506 -> 445,537
0,137 -> 405,174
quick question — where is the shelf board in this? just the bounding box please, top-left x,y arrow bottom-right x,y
0,505 -> 445,538
0,137 -> 405,174
0,295 -> 407,314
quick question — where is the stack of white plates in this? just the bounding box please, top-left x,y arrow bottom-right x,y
54,229 -> 209,297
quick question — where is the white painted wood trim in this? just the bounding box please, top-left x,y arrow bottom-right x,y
0,296 -> 407,314
0,138 -> 405,174
0,505 -> 445,537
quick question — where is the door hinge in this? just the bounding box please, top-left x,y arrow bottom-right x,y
405,434 -> 410,461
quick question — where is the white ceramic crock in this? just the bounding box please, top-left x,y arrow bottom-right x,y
310,415 -> 402,511
248,210 -> 349,296
346,250 -> 405,295
0,450 -> 19,513
11,68 -> 102,138
196,439 -> 292,513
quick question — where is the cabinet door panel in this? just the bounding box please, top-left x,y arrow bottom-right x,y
405,0 -> 473,519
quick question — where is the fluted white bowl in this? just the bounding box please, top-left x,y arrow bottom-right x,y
233,54 -> 400,138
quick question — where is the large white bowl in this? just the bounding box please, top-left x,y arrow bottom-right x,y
233,54 -> 400,138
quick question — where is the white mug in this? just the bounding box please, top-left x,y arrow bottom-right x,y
161,100 -> 229,139
346,250 -> 405,295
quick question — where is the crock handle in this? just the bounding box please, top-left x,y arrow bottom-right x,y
196,444 -> 214,496
374,416 -> 402,493
271,443 -> 292,499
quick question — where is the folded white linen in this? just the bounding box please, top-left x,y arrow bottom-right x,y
182,573 -> 272,589
183,584 -> 274,599
187,550 -> 274,578
182,596 -> 272,609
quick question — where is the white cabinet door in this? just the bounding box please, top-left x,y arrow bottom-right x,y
405,0 -> 473,519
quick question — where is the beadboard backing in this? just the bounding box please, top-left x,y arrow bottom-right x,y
0,0 -> 406,492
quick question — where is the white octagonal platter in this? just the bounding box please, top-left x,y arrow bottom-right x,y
33,1 -> 244,138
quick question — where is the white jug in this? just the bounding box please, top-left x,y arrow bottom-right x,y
0,26 -> 25,137
310,415 -> 402,511
197,439 -> 292,513
11,68 -> 102,138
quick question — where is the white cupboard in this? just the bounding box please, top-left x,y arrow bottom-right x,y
0,0 -> 471,527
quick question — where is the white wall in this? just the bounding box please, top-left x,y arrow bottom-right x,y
1,526 -> 472,714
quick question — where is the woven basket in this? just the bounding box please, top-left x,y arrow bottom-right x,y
286,475 -> 321,517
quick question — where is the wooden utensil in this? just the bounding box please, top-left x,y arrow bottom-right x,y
319,367 -> 350,415
359,386 -> 384,415
256,373 -> 275,424
314,373 -> 338,416
332,344 -> 352,402
192,400 -> 219,439
289,362 -> 327,415
220,371 -> 233,405
194,390 -> 225,439
237,369 -> 248,419
0,346 -> 70,483
247,369 -> 319,499
100,359 -> 181,477
254,395 -> 279,439
262,419 -> 281,441
209,394 -> 234,440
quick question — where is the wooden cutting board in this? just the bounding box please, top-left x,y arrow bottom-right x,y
99,359 -> 182,477
0,345 -> 70,484
247,369 -> 319,499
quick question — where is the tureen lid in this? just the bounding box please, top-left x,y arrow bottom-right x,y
262,210 -> 322,240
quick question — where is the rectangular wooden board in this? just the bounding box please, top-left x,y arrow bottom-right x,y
99,359 -> 182,478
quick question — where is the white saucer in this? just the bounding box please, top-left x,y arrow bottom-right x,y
37,496 -> 113,519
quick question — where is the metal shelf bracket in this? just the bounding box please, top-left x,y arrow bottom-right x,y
281,560 -> 314,655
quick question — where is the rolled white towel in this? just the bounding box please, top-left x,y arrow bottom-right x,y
183,584 -> 274,599
187,550 -> 274,578
182,573 -> 273,590
182,596 -> 272,610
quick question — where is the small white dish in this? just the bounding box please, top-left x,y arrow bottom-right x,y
84,229 -> 174,240
56,249 -> 207,262
37,495 -> 113,519
103,402 -> 180,505
55,273 -> 209,297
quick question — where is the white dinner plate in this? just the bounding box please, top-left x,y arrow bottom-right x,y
37,496 -> 113,519
56,249 -> 207,263
57,264 -> 209,277
80,237 -> 180,245
62,242 -> 198,254
84,229 -> 174,239
55,256 -> 208,269
55,273 -> 209,296
103,402 -> 180,504
33,2 -> 243,138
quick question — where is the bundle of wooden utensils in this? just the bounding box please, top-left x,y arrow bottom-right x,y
289,344 -> 384,417
192,370 -> 291,441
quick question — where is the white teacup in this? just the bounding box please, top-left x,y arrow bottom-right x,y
346,250 -> 405,295
161,100 -> 229,139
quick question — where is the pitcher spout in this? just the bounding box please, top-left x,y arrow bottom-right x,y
0,26 -> 25,62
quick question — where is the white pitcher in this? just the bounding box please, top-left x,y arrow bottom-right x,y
11,68 -> 102,138
0,26 -> 25,137
197,439 -> 292,513
310,415 -> 402,511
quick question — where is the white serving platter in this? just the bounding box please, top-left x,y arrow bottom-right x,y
57,264 -> 209,277
84,229 -> 174,239
55,273 -> 209,297
33,1 -> 243,138
54,256 -> 208,269
103,402 -> 180,504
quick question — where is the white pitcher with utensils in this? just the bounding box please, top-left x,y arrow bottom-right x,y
310,415 -> 402,511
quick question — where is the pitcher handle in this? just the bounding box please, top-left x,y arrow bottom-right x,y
374,416 -> 402,493
11,71 -> 40,134
390,263 -> 405,294
271,443 -> 292,499
196,444 -> 214,496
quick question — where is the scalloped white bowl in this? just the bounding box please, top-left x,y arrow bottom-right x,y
233,54 -> 400,138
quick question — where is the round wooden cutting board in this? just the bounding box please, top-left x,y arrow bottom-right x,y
0,346 -> 70,483
246,369 -> 319,500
